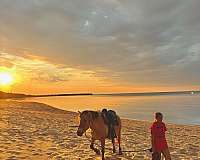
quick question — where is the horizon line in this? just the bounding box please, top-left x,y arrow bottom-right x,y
1,89 -> 200,95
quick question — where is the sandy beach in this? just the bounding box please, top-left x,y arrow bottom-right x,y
0,100 -> 199,160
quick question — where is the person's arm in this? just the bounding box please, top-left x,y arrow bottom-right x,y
151,124 -> 156,152
151,133 -> 156,152
164,123 -> 167,132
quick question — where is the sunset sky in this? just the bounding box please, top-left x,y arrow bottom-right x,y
0,0 -> 199,94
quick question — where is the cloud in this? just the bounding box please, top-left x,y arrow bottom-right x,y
0,52 -> 105,85
0,0 -> 199,87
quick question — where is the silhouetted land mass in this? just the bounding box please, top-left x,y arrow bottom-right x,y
0,90 -> 199,99
0,91 -> 92,99
30,93 -> 93,98
0,91 -> 27,99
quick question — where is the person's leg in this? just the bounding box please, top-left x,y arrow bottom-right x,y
161,148 -> 171,160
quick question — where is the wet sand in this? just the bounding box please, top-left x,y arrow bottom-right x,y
0,100 -> 199,159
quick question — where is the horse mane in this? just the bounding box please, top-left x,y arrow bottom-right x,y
81,110 -> 100,120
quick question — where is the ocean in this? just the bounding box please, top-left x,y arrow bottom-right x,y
24,94 -> 200,125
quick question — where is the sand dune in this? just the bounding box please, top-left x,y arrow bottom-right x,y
0,100 -> 199,160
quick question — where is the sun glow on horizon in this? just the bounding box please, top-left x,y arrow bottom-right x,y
0,72 -> 14,86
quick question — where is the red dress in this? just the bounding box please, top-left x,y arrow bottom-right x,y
151,122 -> 168,152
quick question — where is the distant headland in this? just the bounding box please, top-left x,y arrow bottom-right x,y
0,91 -> 93,99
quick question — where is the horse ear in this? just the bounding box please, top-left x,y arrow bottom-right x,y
78,111 -> 81,115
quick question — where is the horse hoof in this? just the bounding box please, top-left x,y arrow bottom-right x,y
95,150 -> 101,155
119,151 -> 123,155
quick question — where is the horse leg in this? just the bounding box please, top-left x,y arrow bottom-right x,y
100,139 -> 105,160
90,138 -> 100,155
112,138 -> 116,153
118,132 -> 122,155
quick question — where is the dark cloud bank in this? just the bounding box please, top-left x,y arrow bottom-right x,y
0,0 -> 199,87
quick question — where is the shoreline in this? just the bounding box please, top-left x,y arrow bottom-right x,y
24,100 -> 200,126
0,100 -> 199,159
19,94 -> 200,126
3,98 -> 200,126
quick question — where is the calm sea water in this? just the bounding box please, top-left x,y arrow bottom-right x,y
24,94 -> 200,125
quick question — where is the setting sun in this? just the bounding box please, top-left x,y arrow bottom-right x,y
0,72 -> 14,86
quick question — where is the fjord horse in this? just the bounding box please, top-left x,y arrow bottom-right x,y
77,110 -> 122,160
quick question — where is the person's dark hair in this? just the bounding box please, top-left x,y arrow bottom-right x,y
155,112 -> 163,119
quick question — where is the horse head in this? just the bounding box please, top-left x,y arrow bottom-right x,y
77,111 -> 93,136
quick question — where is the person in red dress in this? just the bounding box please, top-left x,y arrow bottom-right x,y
151,112 -> 171,160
